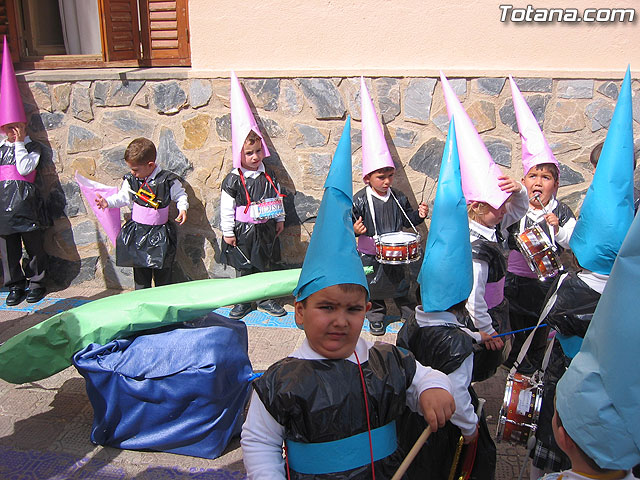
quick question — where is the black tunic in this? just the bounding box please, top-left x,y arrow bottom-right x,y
220,167 -> 282,272
396,317 -> 496,480
253,343 -> 417,479
0,141 -> 47,236
352,187 -> 424,300
470,234 -> 510,382
115,170 -> 179,269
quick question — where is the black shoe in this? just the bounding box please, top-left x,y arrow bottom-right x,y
229,303 -> 253,319
369,320 -> 386,336
26,287 -> 46,303
6,287 -> 26,306
257,299 -> 286,317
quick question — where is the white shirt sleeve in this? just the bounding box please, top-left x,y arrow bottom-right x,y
106,180 -> 134,209
170,178 -> 189,211
467,258 -> 496,335
500,184 -> 529,235
447,356 -> 478,436
405,359 -> 453,413
241,390 -> 287,480
14,141 -> 41,176
220,190 -> 237,237
554,217 -> 576,249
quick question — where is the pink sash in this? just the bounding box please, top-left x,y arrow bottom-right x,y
357,235 -> 377,255
484,277 -> 505,309
235,206 -> 268,224
132,204 -> 169,225
0,164 -> 36,183
507,250 -> 537,279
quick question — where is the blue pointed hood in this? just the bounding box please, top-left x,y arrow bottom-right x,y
569,66 -> 635,274
557,210 -> 640,469
419,117 -> 473,312
293,117 -> 368,301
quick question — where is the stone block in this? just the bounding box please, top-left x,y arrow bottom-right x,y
484,138 -> 512,168
244,78 -> 280,111
375,78 -> 400,123
558,163 -> 585,187
403,78 -> 437,124
308,152 -> 333,177
71,84 -> 93,122
182,114 -> 211,150
297,78 -> 346,119
282,190 -> 321,226
257,117 -> 285,139
597,81 -> 619,100
391,127 -> 417,148
408,138 -> 445,179
52,83 -> 71,112
548,101 -> 585,133
47,256 -> 98,287
585,99 -> 614,131
29,112 -> 64,132
157,127 -> 193,177
473,78 -> 506,96
67,125 -> 102,154
466,100 -> 496,133
102,110 -> 155,138
500,95 -> 550,133
557,80 -> 594,99
511,78 -> 553,93
215,113 -> 231,141
189,79 -> 212,109
279,80 -> 304,116
288,123 -> 329,148
26,82 -> 52,112
152,81 -> 187,114
95,80 -> 145,107
99,146 -> 128,178
72,220 -> 105,246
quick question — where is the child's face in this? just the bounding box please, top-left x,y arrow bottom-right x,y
523,166 -> 558,209
240,139 -> 265,171
366,169 -> 395,195
127,161 -> 156,179
471,201 -> 506,228
2,122 -> 26,143
294,285 -> 371,359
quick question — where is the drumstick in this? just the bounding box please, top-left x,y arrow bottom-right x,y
532,193 -> 549,215
391,426 -> 432,480
420,176 -> 438,205
492,324 -> 547,338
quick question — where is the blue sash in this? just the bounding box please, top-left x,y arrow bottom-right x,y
285,421 -> 397,475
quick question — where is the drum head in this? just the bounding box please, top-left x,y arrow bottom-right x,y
378,232 -> 419,244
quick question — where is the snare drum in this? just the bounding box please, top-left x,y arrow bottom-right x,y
515,224 -> 561,281
374,232 -> 421,265
496,372 -> 543,445
249,197 -> 285,221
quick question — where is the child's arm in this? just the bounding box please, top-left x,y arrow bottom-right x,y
95,180 -> 133,210
549,206 -> 576,248
220,190 -> 237,245
396,191 -> 427,226
241,390 -> 287,480
447,356 -> 479,443
467,258 -> 504,350
170,178 -> 189,225
498,177 -> 529,230
407,361 -> 455,432
14,131 -> 41,176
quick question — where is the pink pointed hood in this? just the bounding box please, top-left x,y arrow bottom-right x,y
360,77 -> 394,178
509,76 -> 557,175
0,36 -> 26,127
440,72 -> 510,209
230,71 -> 270,169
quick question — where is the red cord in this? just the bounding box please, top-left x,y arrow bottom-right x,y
354,350 -> 376,480
237,168 -> 253,214
284,443 -> 291,480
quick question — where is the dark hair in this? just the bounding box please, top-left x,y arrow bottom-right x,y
364,166 -> 395,180
590,140 -> 638,169
446,299 -> 469,318
297,283 -> 368,305
528,163 -> 559,182
244,130 -> 262,146
125,138 -> 156,166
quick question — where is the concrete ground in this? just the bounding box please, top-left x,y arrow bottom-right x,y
0,285 -> 531,479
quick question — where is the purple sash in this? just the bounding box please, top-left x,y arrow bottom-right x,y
235,206 -> 268,224
132,204 -> 169,225
484,277 -> 505,309
357,235 -> 377,255
507,250 -> 537,278
0,164 -> 36,183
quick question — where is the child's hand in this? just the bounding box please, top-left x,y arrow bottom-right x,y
353,216 -> 367,235
275,221 -> 284,236
418,202 -> 429,219
224,235 -> 237,247
95,194 -> 108,210
497,176 -> 521,194
175,210 -> 187,225
418,388 -> 455,433
463,425 -> 479,445
11,124 -> 26,142
544,213 -> 559,233
483,333 -> 504,351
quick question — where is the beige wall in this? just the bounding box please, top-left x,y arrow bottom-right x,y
189,0 -> 639,78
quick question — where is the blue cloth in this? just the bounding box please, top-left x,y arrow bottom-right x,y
419,117 -> 473,311
293,117 -> 369,301
555,333 -> 582,359
569,66 -> 635,275
286,421 -> 397,474
73,312 -> 253,459
557,208 -> 640,469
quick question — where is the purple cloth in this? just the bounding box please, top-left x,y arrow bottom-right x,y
507,250 -> 538,279
357,235 -> 377,255
132,204 -> 169,225
484,277 -> 505,309
0,164 -> 36,183
235,205 -> 268,224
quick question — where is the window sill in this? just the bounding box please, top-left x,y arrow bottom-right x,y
16,66 -> 193,83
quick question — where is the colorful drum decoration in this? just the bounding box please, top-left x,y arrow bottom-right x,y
496,372 -> 543,445
515,224 -> 561,281
374,232 -> 421,265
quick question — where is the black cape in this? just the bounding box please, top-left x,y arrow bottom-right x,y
253,343 -> 417,479
115,170 -> 179,269
396,317 -> 496,480
0,141 -> 48,235
352,187 -> 424,300
220,167 -> 282,272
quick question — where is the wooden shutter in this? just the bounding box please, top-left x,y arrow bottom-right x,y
101,0 -> 141,61
0,0 -> 20,62
139,0 -> 190,66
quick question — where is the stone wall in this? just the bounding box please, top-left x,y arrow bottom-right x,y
16,74 -> 640,290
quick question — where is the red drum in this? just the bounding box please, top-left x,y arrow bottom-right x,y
515,224 -> 561,281
496,372 -> 543,445
375,232 -> 421,265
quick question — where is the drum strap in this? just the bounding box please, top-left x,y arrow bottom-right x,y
510,272 -> 568,378
365,187 -> 419,237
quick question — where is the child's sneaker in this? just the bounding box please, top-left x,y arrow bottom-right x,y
229,303 -> 253,319
257,299 -> 286,317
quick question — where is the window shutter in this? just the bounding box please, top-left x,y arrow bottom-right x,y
139,0 -> 190,66
0,0 -> 20,62
102,0 -> 141,62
